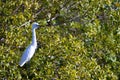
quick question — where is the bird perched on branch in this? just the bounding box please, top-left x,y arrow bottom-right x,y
19,22 -> 39,67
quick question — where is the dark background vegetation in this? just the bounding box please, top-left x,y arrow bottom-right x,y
0,0 -> 120,79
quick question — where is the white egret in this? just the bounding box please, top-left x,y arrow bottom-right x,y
19,22 -> 39,67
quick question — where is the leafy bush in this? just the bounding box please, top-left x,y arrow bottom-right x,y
0,0 -> 120,80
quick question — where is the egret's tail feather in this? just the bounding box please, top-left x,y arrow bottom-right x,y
19,61 -> 26,67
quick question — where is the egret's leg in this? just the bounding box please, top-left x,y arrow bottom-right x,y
26,61 -> 30,79
27,61 -> 30,71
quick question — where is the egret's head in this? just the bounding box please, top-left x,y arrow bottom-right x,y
32,22 -> 39,29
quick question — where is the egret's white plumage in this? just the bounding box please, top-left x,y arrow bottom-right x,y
19,22 -> 39,67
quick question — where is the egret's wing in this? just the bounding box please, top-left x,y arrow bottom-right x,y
19,45 -> 35,67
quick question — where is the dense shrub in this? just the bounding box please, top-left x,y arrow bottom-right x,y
0,0 -> 120,79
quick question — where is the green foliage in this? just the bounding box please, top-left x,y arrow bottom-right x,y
0,0 -> 120,80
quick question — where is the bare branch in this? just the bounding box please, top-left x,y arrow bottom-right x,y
33,7 -> 45,18
19,20 -> 31,27
13,4 -> 23,15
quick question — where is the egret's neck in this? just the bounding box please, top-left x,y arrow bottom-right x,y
32,29 -> 37,47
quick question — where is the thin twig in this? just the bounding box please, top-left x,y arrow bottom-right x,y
19,20 -> 31,27
13,4 -> 23,15
33,7 -> 45,18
